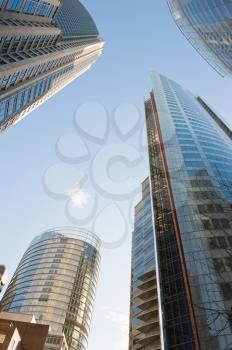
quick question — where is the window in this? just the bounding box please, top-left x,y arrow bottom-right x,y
208,237 -> 219,249
16,92 -> 23,112
133,306 -> 140,314
179,139 -> 194,145
23,0 -> 37,14
29,86 -> 36,102
44,281 -> 53,286
0,334 -> 6,344
221,219 -> 230,229
213,258 -> 225,273
197,204 -> 205,214
1,75 -> 10,90
227,236 -> 232,247
217,237 -> 227,249
6,0 -> 23,11
18,69 -> 27,82
185,160 -> 205,168
145,259 -> 155,269
7,96 -> 15,117
181,145 -> 199,152
132,317 -> 140,325
23,90 -> 29,106
39,294 -> 49,302
36,1 -> 49,16
176,127 -> 189,133
183,152 -> 202,160
0,100 -> 7,121
220,283 -> 232,300
47,5 -> 56,17
202,219 -> 211,230
10,72 -> 19,86
212,219 -> 221,229
46,336 -> 62,345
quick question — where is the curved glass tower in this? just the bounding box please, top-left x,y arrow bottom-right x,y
145,72 -> 232,350
0,0 -> 104,133
167,0 -> 232,77
0,227 -> 101,350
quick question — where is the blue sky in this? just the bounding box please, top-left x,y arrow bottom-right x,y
1,1 -> 232,349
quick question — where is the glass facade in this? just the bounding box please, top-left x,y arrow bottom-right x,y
167,0 -> 232,76
55,0 -> 99,38
3,0 -> 57,17
0,52 -> 100,132
145,72 -> 232,350
0,227 -> 101,350
0,0 -> 104,133
129,178 -> 161,350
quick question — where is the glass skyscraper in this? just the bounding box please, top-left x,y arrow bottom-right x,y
0,227 -> 101,350
0,0 -> 104,133
145,72 -> 232,350
166,0 -> 232,77
129,178 -> 161,350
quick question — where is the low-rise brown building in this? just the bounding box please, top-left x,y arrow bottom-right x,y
0,322 -> 25,350
0,312 -> 49,350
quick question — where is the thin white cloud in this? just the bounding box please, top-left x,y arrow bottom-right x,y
66,184 -> 90,208
104,307 -> 129,350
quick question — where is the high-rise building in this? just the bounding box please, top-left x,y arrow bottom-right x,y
0,0 -> 104,133
0,227 -> 101,350
129,178 -> 161,350
0,265 -> 7,293
166,0 -> 232,77
145,72 -> 232,350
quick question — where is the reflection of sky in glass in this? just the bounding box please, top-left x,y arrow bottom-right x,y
157,73 -> 232,203
131,179 -> 155,332
151,72 -> 232,348
167,0 -> 232,76
0,1 -> 232,350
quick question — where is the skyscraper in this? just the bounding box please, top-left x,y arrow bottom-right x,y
0,0 -> 104,133
0,227 -> 101,350
166,0 -> 232,77
145,72 -> 232,350
129,178 -> 161,350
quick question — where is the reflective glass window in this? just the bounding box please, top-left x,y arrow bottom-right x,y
6,0 -> 23,11
23,0 -> 38,14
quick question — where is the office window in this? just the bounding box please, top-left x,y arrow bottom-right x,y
6,0 -> 23,11
16,92 -> 23,112
23,0 -> 38,14
10,72 -> 19,86
48,5 -> 56,17
23,90 -> 29,106
7,96 -> 15,117
1,75 -> 10,89
36,1 -> 49,16
0,101 -> 7,121
185,160 -> 205,168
